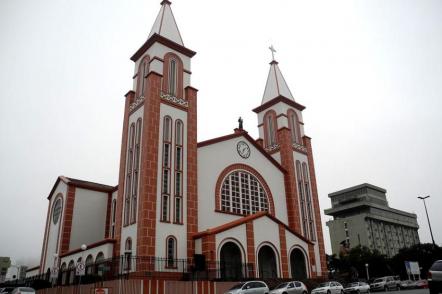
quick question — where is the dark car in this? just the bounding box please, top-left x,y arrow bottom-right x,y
429,260 -> 442,294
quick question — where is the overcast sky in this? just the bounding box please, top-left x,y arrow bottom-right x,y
1,0 -> 441,266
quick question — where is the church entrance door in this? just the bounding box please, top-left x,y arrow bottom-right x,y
258,245 -> 278,278
290,248 -> 307,280
220,242 -> 243,280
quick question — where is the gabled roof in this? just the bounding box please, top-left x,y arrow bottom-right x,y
148,0 -> 184,46
197,129 -> 286,173
47,176 -> 115,200
193,211 -> 312,245
262,60 -> 295,105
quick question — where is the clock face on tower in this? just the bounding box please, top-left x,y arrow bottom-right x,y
237,141 -> 251,159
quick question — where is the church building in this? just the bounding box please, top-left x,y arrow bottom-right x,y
38,1 -> 327,281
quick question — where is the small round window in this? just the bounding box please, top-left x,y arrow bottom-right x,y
52,198 -> 62,224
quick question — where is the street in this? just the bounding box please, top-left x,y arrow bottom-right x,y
373,289 -> 429,294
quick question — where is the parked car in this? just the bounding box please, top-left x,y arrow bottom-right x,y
225,281 -> 270,294
344,282 -> 370,294
429,260 -> 442,294
10,288 -> 35,294
270,281 -> 308,294
0,287 -> 15,294
370,276 -> 399,292
311,282 -> 344,294
414,280 -> 428,289
399,280 -> 416,290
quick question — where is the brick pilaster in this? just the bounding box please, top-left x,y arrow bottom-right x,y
246,221 -> 256,275
304,136 -> 327,277
278,224 -> 289,278
185,86 -> 198,259
60,185 -> 76,254
202,234 -> 216,261
113,90 -> 133,257
137,72 -> 162,258
277,127 -> 301,233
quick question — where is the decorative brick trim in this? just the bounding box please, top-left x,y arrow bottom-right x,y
307,243 -> 316,278
263,110 -> 278,148
287,109 -> 302,144
136,55 -> 150,98
278,224 -> 289,278
277,128 -> 302,233
214,164 -> 276,217
165,235 -> 178,268
186,86 -> 198,258
162,53 -> 184,99
137,72 -> 162,259
304,136 -> 327,277
60,185 -> 76,254
217,237 -> 247,264
246,221 -> 255,265
201,234 -> 216,261
113,91 -> 133,257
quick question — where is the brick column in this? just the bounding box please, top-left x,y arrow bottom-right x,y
113,90 -> 133,258
60,185 -> 76,254
278,224 -> 289,278
276,127 -> 301,233
304,136 -> 327,277
137,72 -> 162,259
246,221 -> 256,278
185,86 -> 198,259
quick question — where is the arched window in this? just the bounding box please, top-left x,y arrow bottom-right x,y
166,236 -> 177,268
60,262 -> 67,285
124,123 -> 135,226
302,163 -> 315,241
124,238 -> 132,271
161,116 -> 172,222
68,260 -> 75,284
111,199 -> 116,238
130,118 -> 142,224
95,252 -> 105,276
168,59 -> 178,96
138,57 -> 149,97
264,111 -> 277,148
174,120 -> 184,224
296,161 -> 308,238
288,109 -> 301,144
220,170 -> 269,215
85,255 -> 94,275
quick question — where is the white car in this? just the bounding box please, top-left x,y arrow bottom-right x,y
10,288 -> 35,294
311,282 -> 344,294
271,281 -> 308,294
225,281 -> 270,294
344,282 -> 370,294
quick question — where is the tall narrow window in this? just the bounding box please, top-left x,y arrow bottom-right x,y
168,59 -> 177,96
124,238 -> 132,271
111,199 -> 116,238
264,111 -> 277,148
296,161 -> 308,238
288,109 -> 301,144
161,116 -> 172,222
174,120 -> 183,224
302,163 -> 315,241
124,123 -> 135,226
166,236 -> 176,268
139,59 -> 149,97
130,118 -> 142,224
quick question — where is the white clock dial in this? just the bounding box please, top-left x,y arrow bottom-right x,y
237,141 -> 251,159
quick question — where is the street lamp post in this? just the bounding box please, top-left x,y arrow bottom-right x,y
365,263 -> 369,281
418,196 -> 436,247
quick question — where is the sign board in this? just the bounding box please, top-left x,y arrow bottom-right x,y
76,261 -> 85,276
50,267 -> 59,279
95,288 -> 109,294
405,261 -> 420,275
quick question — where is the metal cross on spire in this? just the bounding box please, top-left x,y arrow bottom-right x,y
269,45 -> 276,61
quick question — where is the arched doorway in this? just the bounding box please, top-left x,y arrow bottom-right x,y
258,245 -> 278,278
290,248 -> 307,280
219,241 -> 243,280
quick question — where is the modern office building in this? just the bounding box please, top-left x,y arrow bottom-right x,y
325,183 -> 419,257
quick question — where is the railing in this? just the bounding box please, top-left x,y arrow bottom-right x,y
1,256 -> 256,290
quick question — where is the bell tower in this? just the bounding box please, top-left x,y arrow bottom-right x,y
114,0 -> 198,264
253,49 -> 327,277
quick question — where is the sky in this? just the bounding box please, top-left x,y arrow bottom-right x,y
0,0 -> 441,266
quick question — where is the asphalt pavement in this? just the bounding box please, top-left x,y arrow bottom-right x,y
373,289 -> 428,294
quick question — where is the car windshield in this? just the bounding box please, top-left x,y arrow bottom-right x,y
318,283 -> 330,288
276,283 -> 289,289
373,279 -> 384,283
431,261 -> 442,271
347,283 -> 359,287
230,283 -> 245,290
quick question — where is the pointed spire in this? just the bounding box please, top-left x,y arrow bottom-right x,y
261,46 -> 295,105
148,0 -> 184,46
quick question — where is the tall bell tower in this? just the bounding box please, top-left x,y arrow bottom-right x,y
252,50 -> 327,277
114,0 -> 198,263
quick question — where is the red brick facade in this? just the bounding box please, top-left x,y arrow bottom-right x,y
60,185 -> 76,254
278,224 -> 289,278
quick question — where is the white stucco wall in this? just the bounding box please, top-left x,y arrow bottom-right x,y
155,103 -> 188,259
215,224 -> 247,263
253,217 -> 281,277
60,242 -> 114,266
69,188 -> 108,250
43,181 -> 67,272
197,136 -> 288,232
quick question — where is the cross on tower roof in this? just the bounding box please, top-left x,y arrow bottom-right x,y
269,45 -> 277,61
